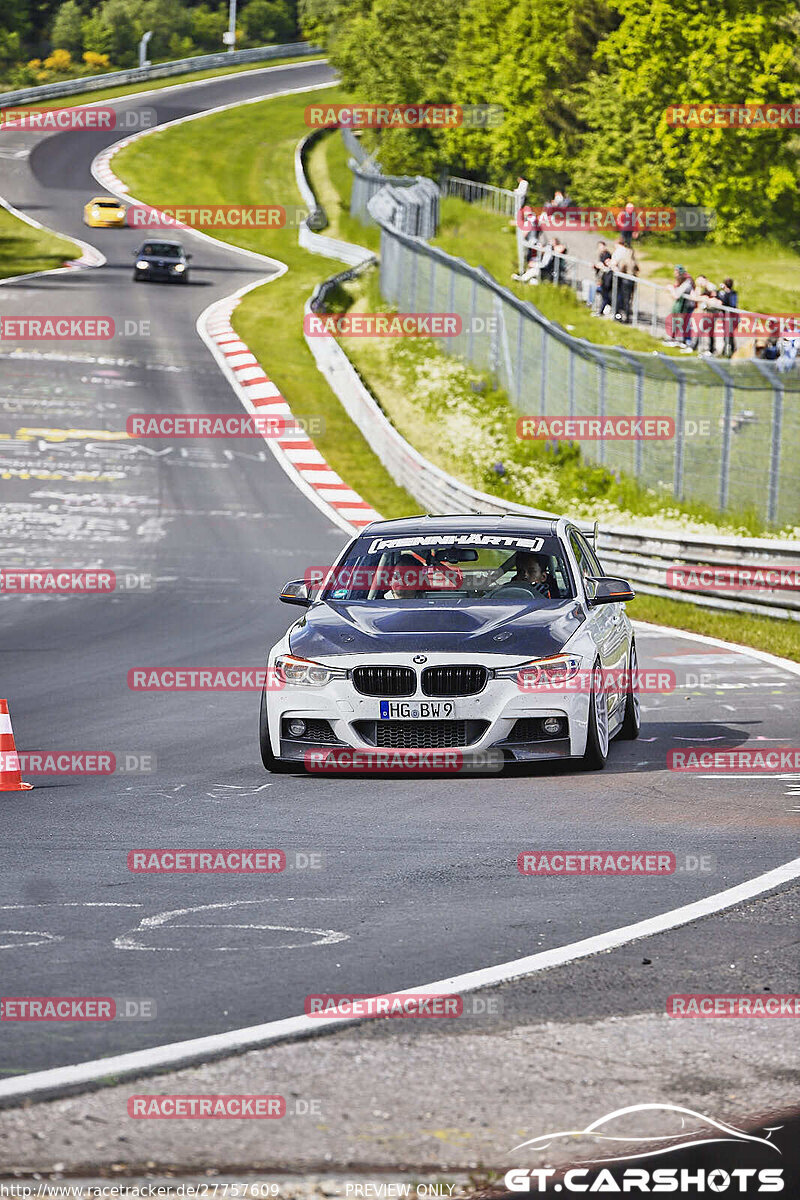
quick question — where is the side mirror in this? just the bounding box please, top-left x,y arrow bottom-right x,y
186,253 -> 193,260
280,579 -> 312,607
585,575 -> 635,605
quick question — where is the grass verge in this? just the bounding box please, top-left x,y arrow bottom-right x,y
112,88 -> 416,520
111,95 -> 798,661
637,238 -> 800,314
0,204 -> 79,279
629,593 -> 800,662
1,53 -> 326,112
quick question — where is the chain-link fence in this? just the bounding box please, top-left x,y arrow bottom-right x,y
375,221 -> 800,527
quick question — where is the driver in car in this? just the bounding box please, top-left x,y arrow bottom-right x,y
504,551 -> 552,597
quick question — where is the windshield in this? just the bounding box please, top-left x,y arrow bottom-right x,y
95,200 -> 120,207
319,532 -> 574,604
141,243 -> 182,257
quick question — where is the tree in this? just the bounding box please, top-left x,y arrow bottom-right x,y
190,5 -> 229,52
572,0 -> 800,241
241,0 -> 294,44
50,0 -> 83,53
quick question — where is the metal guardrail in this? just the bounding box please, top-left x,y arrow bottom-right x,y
293,133 -> 800,618
0,41 -> 320,107
295,131 -> 376,267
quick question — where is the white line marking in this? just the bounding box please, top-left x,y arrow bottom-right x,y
113,900 -> 349,951
2,855 -> 798,1105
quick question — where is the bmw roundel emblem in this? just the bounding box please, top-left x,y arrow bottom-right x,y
413,654 -> 427,664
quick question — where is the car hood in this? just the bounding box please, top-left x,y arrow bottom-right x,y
288,598 -> 584,659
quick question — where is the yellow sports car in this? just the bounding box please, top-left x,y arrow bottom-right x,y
83,196 -> 127,227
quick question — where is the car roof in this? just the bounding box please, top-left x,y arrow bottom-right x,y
138,240 -> 184,248
359,513 -> 561,537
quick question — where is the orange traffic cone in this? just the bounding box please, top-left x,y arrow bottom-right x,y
0,699 -> 32,790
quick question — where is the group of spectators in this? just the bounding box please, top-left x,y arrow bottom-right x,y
591,237 -> 640,323
669,267 -> 739,356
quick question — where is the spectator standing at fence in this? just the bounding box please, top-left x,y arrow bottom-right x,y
618,201 -> 638,247
593,240 -> 613,315
688,275 -> 719,353
670,265 -> 695,344
610,236 -> 636,321
717,277 -> 738,357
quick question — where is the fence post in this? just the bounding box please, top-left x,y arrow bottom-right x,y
673,373 -> 686,499
568,346 -> 576,417
467,277 -> 478,360
407,245 -> 418,311
515,309 -> 525,406
719,382 -> 733,512
429,256 -> 437,315
752,361 -> 784,526
598,359 -> 606,465
540,328 -> 549,414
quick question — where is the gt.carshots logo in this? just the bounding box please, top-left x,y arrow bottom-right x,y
668,747 -> 800,772
504,1103 -> 784,1193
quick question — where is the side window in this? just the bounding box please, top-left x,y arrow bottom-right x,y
575,532 -> 604,577
568,530 -> 603,581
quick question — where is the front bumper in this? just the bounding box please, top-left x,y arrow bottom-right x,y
265,653 -> 591,765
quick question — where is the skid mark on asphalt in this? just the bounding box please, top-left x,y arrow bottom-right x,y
113,899 -> 349,952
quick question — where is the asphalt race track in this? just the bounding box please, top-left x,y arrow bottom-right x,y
0,61 -> 799,1082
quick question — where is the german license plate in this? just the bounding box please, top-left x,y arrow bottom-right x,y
379,700 -> 456,719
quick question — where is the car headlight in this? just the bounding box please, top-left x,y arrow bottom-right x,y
275,654 -> 347,687
494,654 -> 582,690
171,263 -> 185,272
136,260 -> 150,269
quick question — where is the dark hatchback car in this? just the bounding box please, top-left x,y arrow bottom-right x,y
132,240 -> 192,283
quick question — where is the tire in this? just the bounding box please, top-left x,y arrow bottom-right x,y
581,659 -> 609,770
133,272 -> 144,282
619,640 -> 641,740
259,687 -> 294,773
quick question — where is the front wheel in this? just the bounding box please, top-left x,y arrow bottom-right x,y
259,688 -> 294,773
581,660 -> 609,770
619,641 -> 641,740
